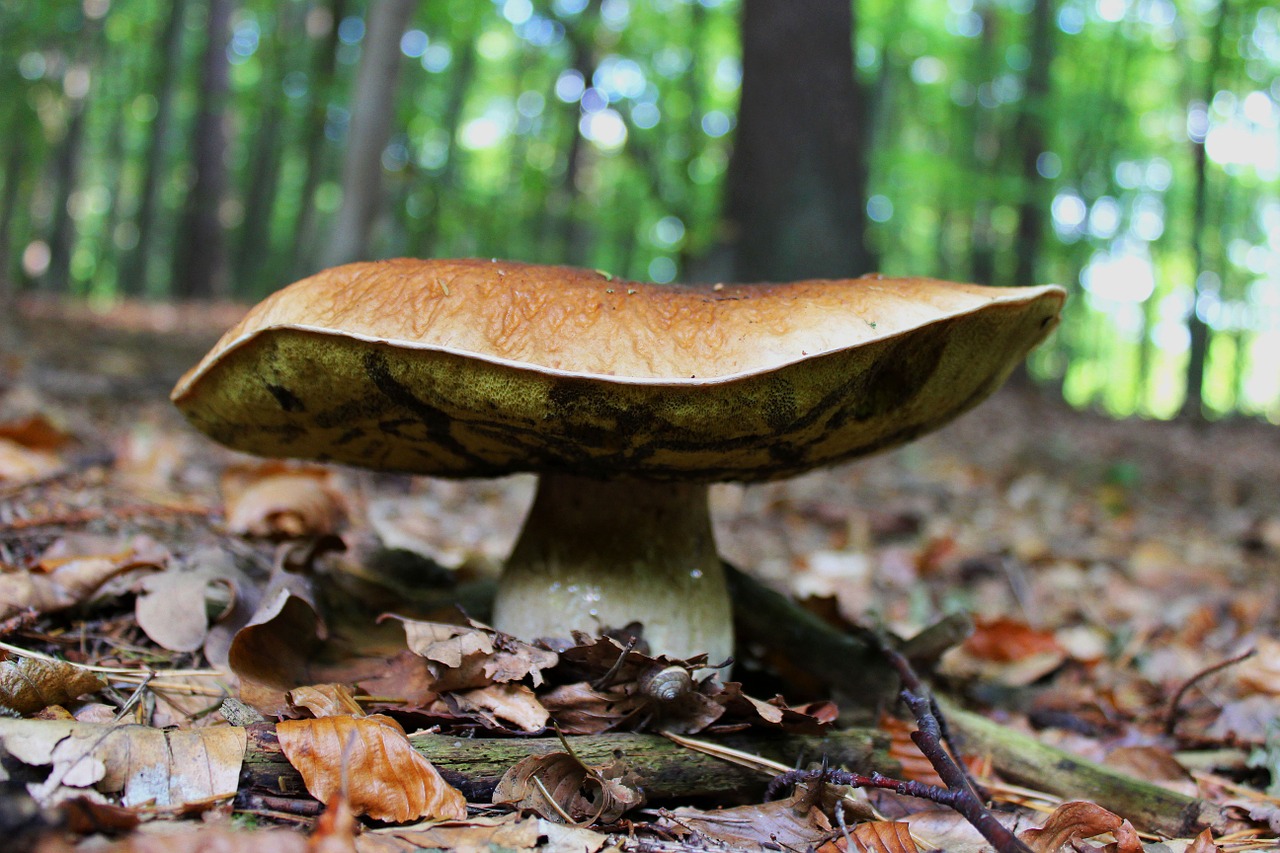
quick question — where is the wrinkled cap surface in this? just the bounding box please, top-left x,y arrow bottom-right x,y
172,258 -> 1065,482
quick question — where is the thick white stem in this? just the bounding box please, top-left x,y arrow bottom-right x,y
492,473 -> 733,664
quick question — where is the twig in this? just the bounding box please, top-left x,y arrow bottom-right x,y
766,642 -> 1033,853
1164,647 -> 1256,737
0,639 -> 224,678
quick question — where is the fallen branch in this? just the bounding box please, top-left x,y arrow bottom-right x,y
239,724 -> 892,806
724,563 -> 1242,839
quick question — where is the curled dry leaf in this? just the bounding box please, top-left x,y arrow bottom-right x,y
448,683 -> 550,733
492,751 -> 644,825
276,713 -> 467,823
0,656 -> 105,716
0,718 -> 245,808
391,617 -> 559,692
135,548 -> 255,654
657,785 -> 837,849
1185,828 -> 1222,852
289,684 -> 366,718
0,537 -> 167,617
1018,801 -> 1133,853
221,462 -> 347,538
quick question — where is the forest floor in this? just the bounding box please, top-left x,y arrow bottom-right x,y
1,298 -> 1280,852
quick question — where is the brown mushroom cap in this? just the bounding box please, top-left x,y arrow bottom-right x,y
172,258 -> 1064,482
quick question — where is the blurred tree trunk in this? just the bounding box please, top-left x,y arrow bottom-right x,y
549,0 -> 600,267
0,126 -> 25,331
235,5 -> 304,295
1005,0 -> 1055,389
321,0 -> 418,268
172,0 -> 233,299
1012,0 -> 1054,290
122,0 -> 186,296
45,11 -> 103,295
1181,3 -> 1227,419
723,0 -> 871,282
409,8 -> 479,257
290,0 -> 348,279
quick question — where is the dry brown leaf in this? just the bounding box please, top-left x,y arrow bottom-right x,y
657,787 -> 835,848
0,413 -> 73,451
1018,800 -> 1125,852
492,751 -> 644,825
449,683 -> 550,733
222,463 -> 347,538
312,792 -> 360,853
1,546 -> 163,621
1234,637 -> 1280,695
538,682 -> 645,735
0,656 -> 105,716
135,548 -> 256,654
848,820 -> 920,853
0,718 -> 245,807
227,574 -> 327,717
1184,829 -> 1222,852
391,617 -> 558,691
290,684 -> 366,718
364,813 -> 612,853
35,822 -> 311,853
277,713 -> 467,823
963,617 -> 1063,662
0,437 -> 61,482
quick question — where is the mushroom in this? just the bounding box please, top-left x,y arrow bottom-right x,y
172,258 -> 1065,665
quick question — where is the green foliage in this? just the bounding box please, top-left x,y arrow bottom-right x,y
0,0 -> 1277,419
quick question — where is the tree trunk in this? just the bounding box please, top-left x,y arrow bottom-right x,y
119,0 -> 187,297
43,10 -> 103,295
724,0 -> 871,282
172,0 -> 233,300
1012,0 -> 1055,291
290,0 -> 348,279
0,116 -> 27,311
1181,4 -> 1228,419
320,0 -> 418,268
408,10 -> 480,258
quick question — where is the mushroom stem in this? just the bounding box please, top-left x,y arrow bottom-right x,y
492,472 -> 733,664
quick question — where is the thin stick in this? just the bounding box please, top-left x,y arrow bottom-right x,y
0,639 -> 224,678
1164,647 -> 1255,737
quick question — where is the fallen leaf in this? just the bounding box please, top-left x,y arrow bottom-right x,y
0,413 -> 73,451
0,718 -> 245,807
135,548 -> 254,653
312,791 -> 360,853
962,617 -> 1063,663
847,820 -> 920,853
657,786 -> 835,848
1018,801 -> 1126,852
1234,637 -> 1280,696
0,437 -> 61,482
538,682 -> 646,735
364,813 -> 609,853
391,617 -> 558,691
1185,828 -> 1222,852
277,713 -> 468,823
492,751 -> 644,825
35,822 -> 311,852
227,572 -> 327,717
290,684 -> 366,718
1,537 -> 167,621
222,463 -> 347,538
448,683 -> 550,733
0,656 -> 105,716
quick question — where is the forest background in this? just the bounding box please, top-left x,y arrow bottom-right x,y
1,0 -> 1277,422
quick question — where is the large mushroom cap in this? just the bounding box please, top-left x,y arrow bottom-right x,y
172,258 -> 1064,482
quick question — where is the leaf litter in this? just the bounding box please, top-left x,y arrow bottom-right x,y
2,303 -> 1280,850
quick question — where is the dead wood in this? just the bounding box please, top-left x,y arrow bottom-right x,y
239,723 -> 892,806
725,564 -> 1244,839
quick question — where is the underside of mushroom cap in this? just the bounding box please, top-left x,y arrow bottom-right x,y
172,258 -> 1065,483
